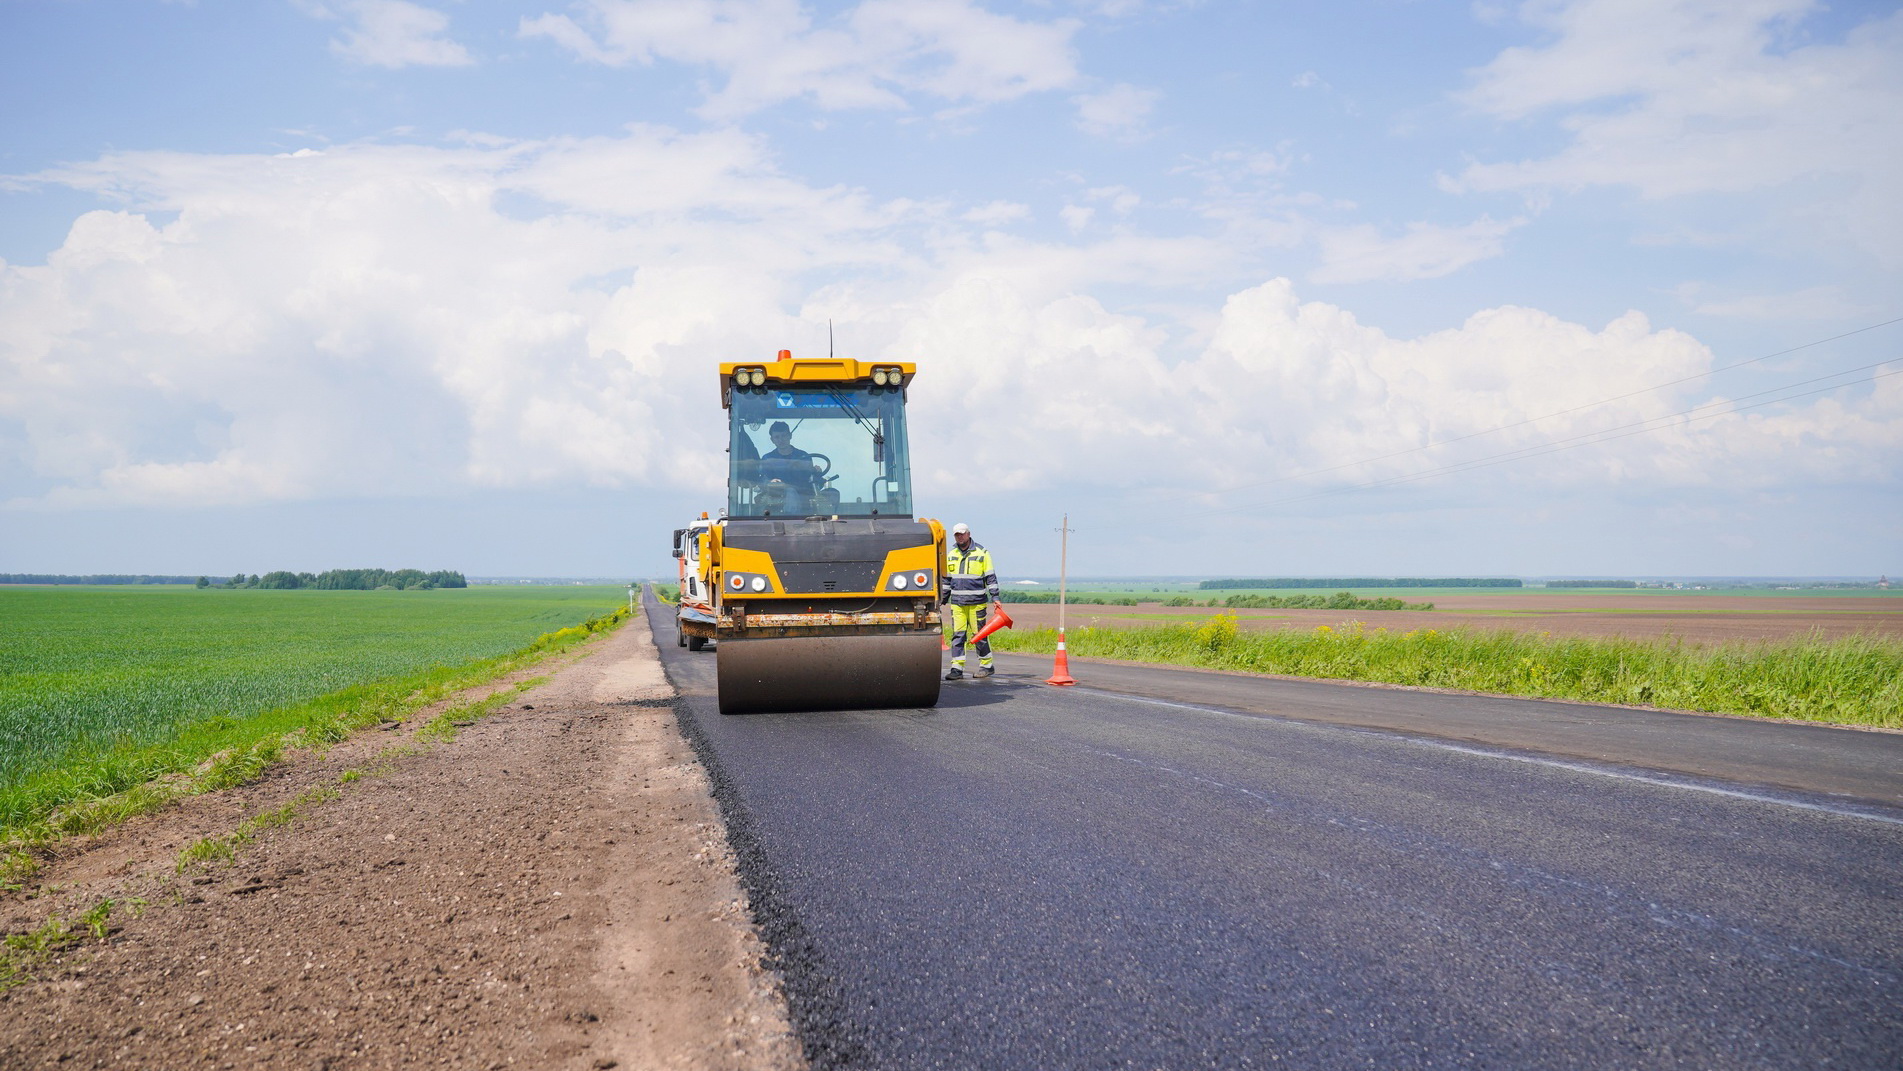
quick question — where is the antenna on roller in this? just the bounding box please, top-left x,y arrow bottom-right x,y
829,319 -> 834,359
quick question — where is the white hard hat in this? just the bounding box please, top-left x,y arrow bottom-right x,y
952,522 -> 970,535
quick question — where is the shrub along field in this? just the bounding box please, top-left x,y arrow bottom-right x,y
987,617 -> 1903,728
0,585 -> 630,838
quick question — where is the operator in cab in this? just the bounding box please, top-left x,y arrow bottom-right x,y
940,523 -> 1001,679
755,420 -> 822,512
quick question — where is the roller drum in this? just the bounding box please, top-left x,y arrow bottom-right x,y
716,632 -> 943,714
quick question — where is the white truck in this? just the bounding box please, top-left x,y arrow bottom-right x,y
671,514 -> 717,651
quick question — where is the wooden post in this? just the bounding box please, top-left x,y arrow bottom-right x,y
1047,514 -> 1076,686
1057,513 -> 1068,636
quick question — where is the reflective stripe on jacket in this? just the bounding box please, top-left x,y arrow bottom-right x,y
943,540 -> 1000,606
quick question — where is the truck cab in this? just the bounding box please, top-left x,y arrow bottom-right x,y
670,516 -> 716,650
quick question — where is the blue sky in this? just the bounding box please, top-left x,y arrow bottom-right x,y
2,0 -> 1898,579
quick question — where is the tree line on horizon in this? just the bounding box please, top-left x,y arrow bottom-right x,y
1003,592 -> 1142,605
219,569 -> 467,590
1199,577 -> 1522,590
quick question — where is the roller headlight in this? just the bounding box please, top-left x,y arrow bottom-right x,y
749,368 -> 765,386
891,573 -> 909,589
872,369 -> 890,386
749,575 -> 767,592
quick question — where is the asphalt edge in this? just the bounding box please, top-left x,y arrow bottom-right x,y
642,596 -> 870,1071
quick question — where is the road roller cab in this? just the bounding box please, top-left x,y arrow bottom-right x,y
703,352 -> 947,713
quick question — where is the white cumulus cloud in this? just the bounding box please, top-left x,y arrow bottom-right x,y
321,0 -> 475,68
1451,0 -> 1903,264
3,135 -> 1895,517
1073,82 -> 1159,139
520,0 -> 1081,118
1312,216 -> 1522,284
962,200 -> 1031,226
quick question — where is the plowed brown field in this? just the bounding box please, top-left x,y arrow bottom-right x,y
1001,594 -> 1903,644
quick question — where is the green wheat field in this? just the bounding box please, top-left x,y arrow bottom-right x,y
0,585 -> 628,834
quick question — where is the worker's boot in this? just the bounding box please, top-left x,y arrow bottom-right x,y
974,665 -> 994,678
943,667 -> 964,681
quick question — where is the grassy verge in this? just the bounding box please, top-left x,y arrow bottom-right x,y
175,784 -> 342,871
0,897 -> 140,990
0,606 -> 632,847
989,617 -> 1903,728
416,676 -> 546,743
170,670 -> 545,875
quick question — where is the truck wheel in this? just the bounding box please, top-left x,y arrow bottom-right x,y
687,635 -> 707,652
676,615 -> 687,647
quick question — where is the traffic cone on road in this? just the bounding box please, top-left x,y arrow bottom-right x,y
1045,629 -> 1076,686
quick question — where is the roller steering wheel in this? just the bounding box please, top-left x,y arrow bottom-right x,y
806,452 -> 832,477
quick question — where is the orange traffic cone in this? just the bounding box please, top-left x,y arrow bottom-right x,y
971,601 -> 1014,644
1045,629 -> 1076,686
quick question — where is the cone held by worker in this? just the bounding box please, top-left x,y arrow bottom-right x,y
941,523 -> 1001,680
972,601 -> 1014,643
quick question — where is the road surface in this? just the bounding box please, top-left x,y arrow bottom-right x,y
649,597 -> 1903,1070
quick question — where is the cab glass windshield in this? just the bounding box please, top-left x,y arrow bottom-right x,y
728,385 -> 913,518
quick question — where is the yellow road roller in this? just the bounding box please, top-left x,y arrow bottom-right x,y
673,351 -> 946,713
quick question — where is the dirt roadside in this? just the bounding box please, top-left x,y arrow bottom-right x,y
0,615 -> 802,1070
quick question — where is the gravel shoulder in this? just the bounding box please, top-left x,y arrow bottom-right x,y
0,615 -> 801,1070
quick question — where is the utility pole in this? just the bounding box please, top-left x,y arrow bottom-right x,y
1057,513 -> 1070,635
1047,514 -> 1076,686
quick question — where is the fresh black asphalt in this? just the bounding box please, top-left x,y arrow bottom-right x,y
646,596 -> 1903,1070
